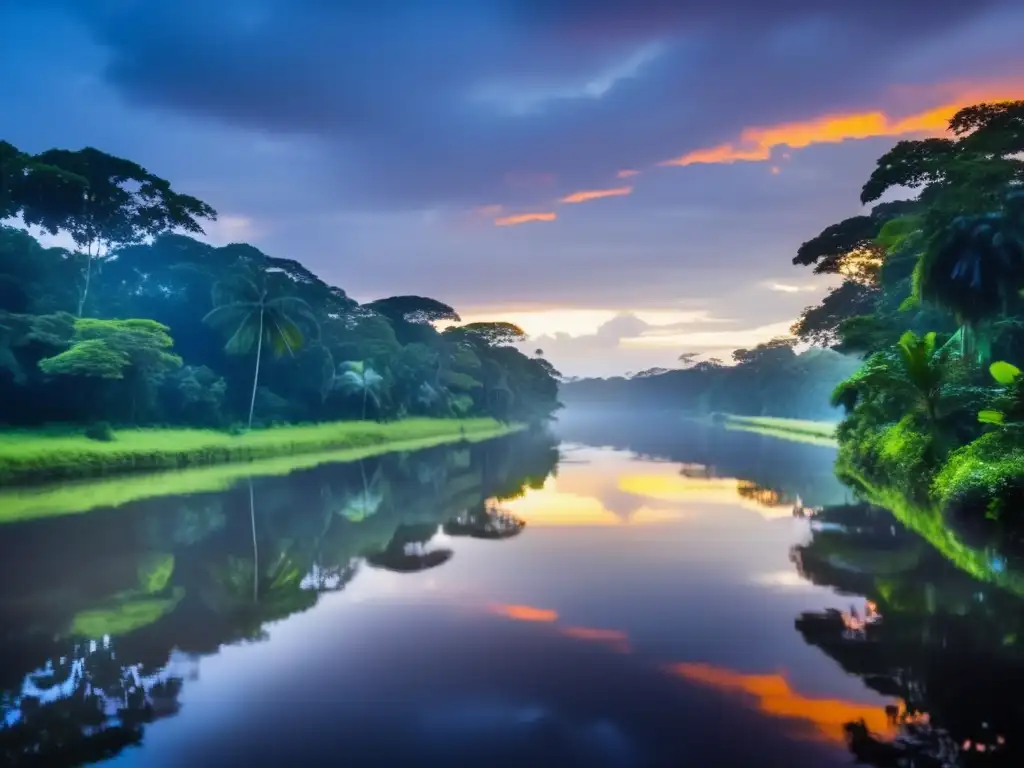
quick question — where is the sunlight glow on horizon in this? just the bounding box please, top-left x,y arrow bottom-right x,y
620,320 -> 796,350
452,308 -> 726,340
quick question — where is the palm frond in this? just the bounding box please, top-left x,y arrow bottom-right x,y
202,302 -> 255,327
224,314 -> 260,355
267,312 -> 305,357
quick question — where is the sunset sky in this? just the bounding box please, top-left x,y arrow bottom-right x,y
3,1 -> 1023,375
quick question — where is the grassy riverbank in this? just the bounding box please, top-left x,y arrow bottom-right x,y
0,418 -> 516,486
0,423 -> 519,524
715,414 -> 838,446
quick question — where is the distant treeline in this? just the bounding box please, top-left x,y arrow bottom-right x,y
560,339 -> 858,421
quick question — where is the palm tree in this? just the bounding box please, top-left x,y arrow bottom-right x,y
832,331 -> 946,425
916,190 -> 1024,361
202,265 -> 318,428
334,360 -> 384,420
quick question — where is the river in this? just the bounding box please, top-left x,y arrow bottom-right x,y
0,412 -> 1020,766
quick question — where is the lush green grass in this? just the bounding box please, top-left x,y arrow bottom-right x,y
0,418 -> 517,485
0,422 -> 519,523
716,414 -> 838,446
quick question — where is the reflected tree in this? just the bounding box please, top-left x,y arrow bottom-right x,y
443,501 -> 525,540
794,501 -> 1023,766
0,429 -> 562,760
0,637 -> 185,767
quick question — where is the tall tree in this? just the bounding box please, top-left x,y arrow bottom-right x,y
19,147 -> 217,316
913,190 -> 1024,361
861,101 -> 1024,223
363,295 -> 460,325
203,267 -> 318,428
0,141 -> 88,229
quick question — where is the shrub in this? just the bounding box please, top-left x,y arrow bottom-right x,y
835,414 -> 936,499
934,431 -> 1024,521
84,421 -> 115,442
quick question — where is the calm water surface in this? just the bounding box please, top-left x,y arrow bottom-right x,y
1,414 -> 1022,766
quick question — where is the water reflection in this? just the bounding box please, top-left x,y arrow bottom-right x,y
0,430 -> 556,766
796,502 -> 1023,766
1,418 -> 1022,766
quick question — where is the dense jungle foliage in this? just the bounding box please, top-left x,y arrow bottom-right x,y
0,141 -> 561,432
788,100 -> 1024,523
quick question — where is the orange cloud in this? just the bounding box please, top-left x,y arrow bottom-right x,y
668,663 -> 899,744
487,603 -> 559,622
494,212 -> 557,226
661,84 -> 1024,167
559,186 -> 633,204
616,169 -> 640,178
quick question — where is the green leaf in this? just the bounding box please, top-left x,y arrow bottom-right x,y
990,360 -> 1022,385
978,409 -> 1006,425
898,295 -> 919,312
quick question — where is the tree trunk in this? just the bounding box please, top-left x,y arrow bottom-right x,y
249,480 -> 259,604
362,383 -> 368,420
248,309 -> 264,429
77,242 -> 95,317
359,459 -> 369,498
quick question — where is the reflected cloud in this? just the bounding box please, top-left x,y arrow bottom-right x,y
501,448 -> 800,527
486,602 -> 902,745
500,478 -> 627,526
752,570 -> 819,590
487,603 -> 630,653
667,663 -> 898,744
617,473 -> 797,519
488,603 -> 558,622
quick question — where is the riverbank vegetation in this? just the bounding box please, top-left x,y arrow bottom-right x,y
788,100 -> 1024,525
0,141 -> 561,478
0,418 -> 515,488
713,414 -> 837,446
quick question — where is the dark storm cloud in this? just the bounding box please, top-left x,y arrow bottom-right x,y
31,0 -> 1022,210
